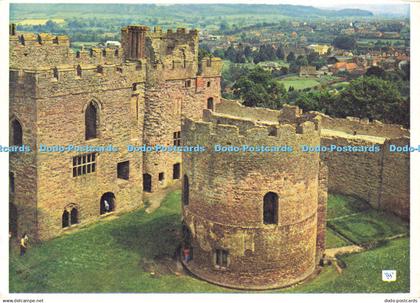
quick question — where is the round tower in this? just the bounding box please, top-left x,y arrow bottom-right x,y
180,103 -> 327,290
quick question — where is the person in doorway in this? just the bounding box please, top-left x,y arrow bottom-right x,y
20,233 -> 28,256
104,199 -> 110,213
183,246 -> 191,263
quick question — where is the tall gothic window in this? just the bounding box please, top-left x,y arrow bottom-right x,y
263,192 -> 279,224
11,119 -> 23,146
85,101 -> 99,140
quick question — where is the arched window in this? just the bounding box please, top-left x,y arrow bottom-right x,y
9,172 -> 15,193
76,65 -> 82,77
182,175 -> 189,206
11,119 -> 23,146
263,192 -> 278,225
70,208 -> 78,225
62,210 -> 70,228
85,101 -> 99,140
53,67 -> 59,79
100,192 -> 116,215
207,97 -> 214,111
143,173 -> 152,193
182,50 -> 186,68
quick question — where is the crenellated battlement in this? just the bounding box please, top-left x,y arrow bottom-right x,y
10,31 -> 70,47
312,111 -> 409,138
183,103 -> 320,150
10,62 -> 146,98
199,57 -> 223,77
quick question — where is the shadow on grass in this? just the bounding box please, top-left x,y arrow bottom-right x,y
109,212 -> 181,260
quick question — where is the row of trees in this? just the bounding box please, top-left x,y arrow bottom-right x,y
212,43 -> 327,72
212,43 -> 287,64
229,65 -> 409,127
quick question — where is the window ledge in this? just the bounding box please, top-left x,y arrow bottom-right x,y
100,211 -> 115,218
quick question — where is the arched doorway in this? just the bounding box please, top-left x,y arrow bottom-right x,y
62,210 -> 70,228
143,173 -> 152,193
70,208 -> 78,225
100,192 -> 116,215
9,203 -> 18,237
207,97 -> 214,111
182,222 -> 193,262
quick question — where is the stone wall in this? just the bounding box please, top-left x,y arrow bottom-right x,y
9,77 -> 38,239
9,25 -> 222,240
320,131 -> 409,220
181,108 -> 325,289
318,113 -> 409,138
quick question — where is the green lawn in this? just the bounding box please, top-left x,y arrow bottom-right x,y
327,194 -> 371,219
277,76 -> 320,90
9,191 -> 410,293
326,228 -> 352,248
285,238 -> 409,293
328,210 -> 409,246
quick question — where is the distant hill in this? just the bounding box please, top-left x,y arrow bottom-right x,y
10,3 -> 373,20
318,4 -> 409,17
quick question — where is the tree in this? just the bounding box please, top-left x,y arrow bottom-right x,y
225,45 -> 236,62
286,51 -> 296,63
276,45 -> 285,60
335,76 -> 408,127
295,90 -> 337,114
307,51 -> 319,64
232,67 -> 286,109
332,35 -> 356,50
244,46 -> 253,59
366,66 -> 386,79
198,47 -> 212,61
295,55 -> 308,67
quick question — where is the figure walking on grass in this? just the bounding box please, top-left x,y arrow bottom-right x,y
20,233 -> 28,256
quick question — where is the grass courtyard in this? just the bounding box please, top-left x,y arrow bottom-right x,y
9,192 -> 409,293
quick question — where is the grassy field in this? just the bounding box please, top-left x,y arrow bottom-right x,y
328,209 -> 409,246
15,18 -> 65,25
326,228 -> 351,248
277,76 -> 320,90
9,192 -> 410,293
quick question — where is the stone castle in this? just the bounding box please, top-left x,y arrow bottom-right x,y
9,23 -> 409,289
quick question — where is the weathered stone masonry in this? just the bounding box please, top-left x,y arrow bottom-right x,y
9,24 -> 222,240
9,21 -> 409,290
181,104 -> 328,289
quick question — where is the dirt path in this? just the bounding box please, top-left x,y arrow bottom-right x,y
144,183 -> 181,214
324,245 -> 364,258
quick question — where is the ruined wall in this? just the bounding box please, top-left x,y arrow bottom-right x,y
181,108 -> 324,289
380,138 -> 410,219
316,161 -> 328,262
9,71 -> 38,239
216,99 -> 281,123
318,113 -> 409,138
9,24 -> 223,240
122,25 -> 223,192
320,119 -> 410,220
10,65 -> 145,240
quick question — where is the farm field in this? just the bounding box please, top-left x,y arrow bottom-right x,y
9,192 -> 409,293
277,76 -> 320,90
15,18 -> 65,25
